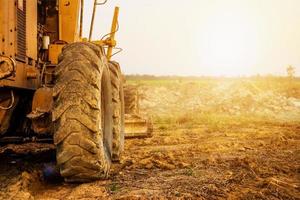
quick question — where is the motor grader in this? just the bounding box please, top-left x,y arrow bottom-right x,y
0,0 -> 151,182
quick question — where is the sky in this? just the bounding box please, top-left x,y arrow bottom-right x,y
82,0 -> 300,76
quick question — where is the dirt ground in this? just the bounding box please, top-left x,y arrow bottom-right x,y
0,78 -> 299,199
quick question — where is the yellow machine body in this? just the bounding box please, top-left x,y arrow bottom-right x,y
0,0 -> 39,89
0,1 -> 135,182
0,0 -> 119,82
0,0 -> 120,135
0,0 -> 150,143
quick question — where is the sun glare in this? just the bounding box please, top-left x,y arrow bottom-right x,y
197,4 -> 259,76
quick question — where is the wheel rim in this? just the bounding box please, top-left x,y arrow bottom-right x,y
119,81 -> 125,150
101,68 -> 112,158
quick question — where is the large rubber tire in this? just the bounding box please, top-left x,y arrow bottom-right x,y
108,61 -> 125,161
124,85 -> 139,115
52,42 -> 113,182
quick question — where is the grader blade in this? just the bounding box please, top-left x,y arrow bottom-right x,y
125,115 -> 153,138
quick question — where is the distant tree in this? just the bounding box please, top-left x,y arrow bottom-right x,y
286,65 -> 296,97
286,65 -> 296,79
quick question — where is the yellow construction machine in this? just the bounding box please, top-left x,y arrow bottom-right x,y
0,0 -> 151,182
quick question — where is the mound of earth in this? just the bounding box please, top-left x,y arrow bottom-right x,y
139,80 -> 300,120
